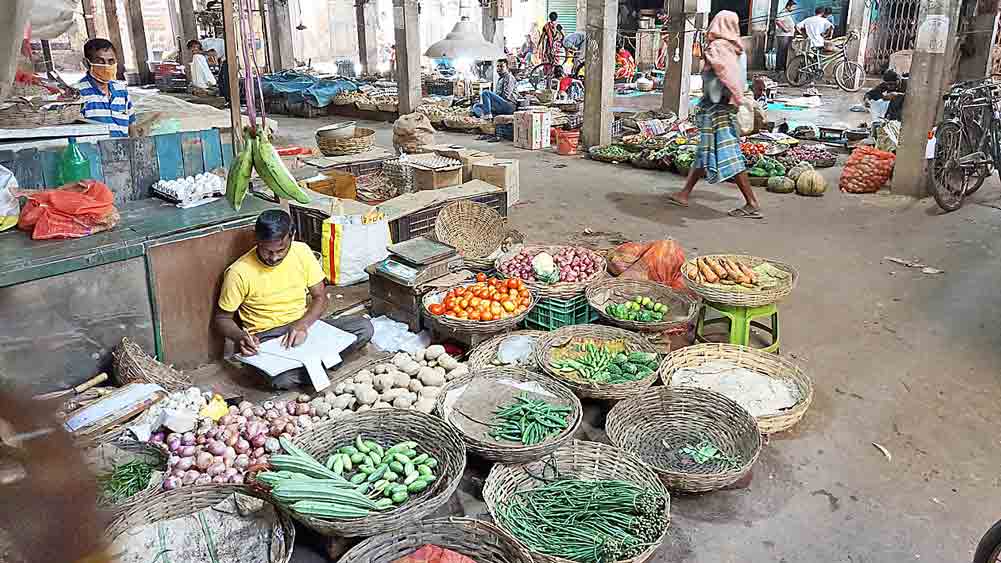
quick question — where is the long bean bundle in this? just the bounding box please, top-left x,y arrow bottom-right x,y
488,394 -> 571,446
98,460 -> 157,506
496,478 -> 667,563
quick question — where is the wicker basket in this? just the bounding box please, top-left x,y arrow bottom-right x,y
0,101 -> 82,129
332,94 -> 356,106
479,121 -> 497,135
105,485 -> 295,563
658,343 -> 813,434
286,409 -> 466,537
588,146 -> 631,164
682,254 -> 797,307
423,281 -> 538,335
444,116 -> 484,131
317,127 -> 375,156
468,330 -> 548,371
112,337 -> 191,392
434,200 -> 508,260
482,440 -> 671,563
495,244 -> 608,300
534,324 -> 659,401
605,386 -> 762,493
434,367 -> 582,463
587,279 -> 698,333
87,439 -> 168,511
340,517 -> 533,563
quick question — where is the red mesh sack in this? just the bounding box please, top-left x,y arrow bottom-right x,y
393,545 -> 477,563
607,240 -> 687,289
839,146 -> 896,194
18,180 -> 119,240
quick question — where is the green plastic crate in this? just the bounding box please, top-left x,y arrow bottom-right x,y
523,294 -> 598,331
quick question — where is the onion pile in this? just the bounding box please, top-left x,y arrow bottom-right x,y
156,398 -> 323,490
499,247 -> 603,284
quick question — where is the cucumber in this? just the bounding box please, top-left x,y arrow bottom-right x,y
424,457 -> 439,469
339,446 -> 359,456
356,436 -> 371,453
417,465 -> 433,477
324,455 -> 337,470
349,473 -> 366,485
391,491 -> 409,504
359,464 -> 374,474
350,452 -> 365,464
366,464 -> 388,483
393,453 -> 411,464
407,480 -> 428,493
365,441 -> 382,456
403,449 -> 417,458
389,461 -> 405,473
383,470 -> 399,482
411,453 -> 429,465
356,483 -> 370,494
374,498 -> 394,510
333,456 -> 345,475
368,452 -> 383,466
373,479 -> 389,492
404,472 -> 419,485
341,453 -> 353,472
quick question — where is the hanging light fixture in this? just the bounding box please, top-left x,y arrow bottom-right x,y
423,0 -> 504,61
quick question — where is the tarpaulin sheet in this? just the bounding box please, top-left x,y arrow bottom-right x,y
260,72 -> 359,108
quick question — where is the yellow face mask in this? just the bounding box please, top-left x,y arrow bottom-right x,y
88,62 -> 117,83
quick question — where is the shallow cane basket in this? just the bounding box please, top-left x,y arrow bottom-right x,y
468,330 -> 548,371
681,254 -> 798,307
586,278 -> 698,333
87,439 -> 168,512
0,100 -> 82,129
657,343 -> 813,434
112,337 -> 191,392
285,409 -> 466,537
605,386 -> 762,493
339,517 -> 534,563
495,244 -> 608,300
434,367 -> 582,463
423,281 -> 538,335
105,485 -> 296,563
534,324 -> 659,401
434,200 -> 508,263
317,127 -> 375,156
482,440 -> 671,563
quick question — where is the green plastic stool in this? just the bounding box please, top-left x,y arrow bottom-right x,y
695,301 -> 780,353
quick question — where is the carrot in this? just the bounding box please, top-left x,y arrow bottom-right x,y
706,258 -> 727,278
736,261 -> 757,284
697,258 -> 719,283
722,258 -> 748,284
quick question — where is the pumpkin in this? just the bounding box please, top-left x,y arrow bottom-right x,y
796,170 -> 827,196
767,176 -> 796,194
787,161 -> 814,182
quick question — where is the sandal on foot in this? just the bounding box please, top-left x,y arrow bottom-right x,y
728,206 -> 763,219
667,195 -> 689,207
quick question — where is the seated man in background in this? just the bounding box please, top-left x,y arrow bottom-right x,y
471,59 -> 518,119
187,39 -> 218,96
214,210 -> 373,389
865,69 -> 906,122
76,38 -> 134,138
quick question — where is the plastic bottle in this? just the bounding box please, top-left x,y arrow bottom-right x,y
57,137 -> 92,185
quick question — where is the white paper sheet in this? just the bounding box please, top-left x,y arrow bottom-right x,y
235,322 -> 357,392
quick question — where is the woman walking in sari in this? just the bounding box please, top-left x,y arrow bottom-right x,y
668,11 -> 761,218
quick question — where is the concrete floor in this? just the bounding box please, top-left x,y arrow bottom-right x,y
266,98 -> 1001,562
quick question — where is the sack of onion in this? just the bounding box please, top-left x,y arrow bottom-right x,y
498,247 -> 602,285
839,146 -> 895,194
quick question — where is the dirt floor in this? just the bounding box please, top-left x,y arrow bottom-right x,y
248,91 -> 1001,562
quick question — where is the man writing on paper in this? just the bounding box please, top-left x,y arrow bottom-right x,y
214,210 -> 373,389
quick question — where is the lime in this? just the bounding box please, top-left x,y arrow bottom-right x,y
641,297 -> 653,308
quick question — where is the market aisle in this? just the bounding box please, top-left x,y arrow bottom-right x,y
273,115 -> 1001,563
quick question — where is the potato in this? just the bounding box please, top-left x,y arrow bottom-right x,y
312,400 -> 332,417
373,364 -> 389,374
393,395 -> 415,409
400,361 -> 421,376
405,391 -> 418,404
392,353 -> 412,368
353,371 -> 374,385
448,365 -> 469,378
392,372 -> 412,388
437,354 -> 459,371
373,374 -> 395,393
357,404 -> 372,412
408,379 -> 424,393
424,345 -> 445,360
420,360 -> 429,367
419,385 -> 442,399
372,401 -> 392,409
381,388 -> 409,401
414,348 -> 426,361
324,391 -> 337,402
332,395 -> 356,409
354,385 -> 379,405
432,366 -> 446,379
414,398 -> 435,413
418,367 -> 445,387
329,408 -> 346,418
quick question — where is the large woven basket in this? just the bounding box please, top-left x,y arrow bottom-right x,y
423,281 -> 538,335
317,127 -> 375,156
468,330 -> 548,371
434,367 -> 582,463
434,200 -> 508,261
605,386 -> 762,493
339,517 -> 534,563
105,485 -> 295,563
286,409 -> 466,537
87,439 -> 168,512
112,337 -> 191,392
0,100 -> 82,129
586,278 -> 699,333
495,244 -> 608,300
682,254 -> 797,307
658,343 -> 813,434
482,440 -> 671,563
534,324 -> 659,401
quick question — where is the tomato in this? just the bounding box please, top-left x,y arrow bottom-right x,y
502,300 -> 515,312
446,290 -> 456,299
478,301 -> 490,312
470,297 -> 481,307
493,293 -> 503,302
457,309 -> 469,319
491,302 -> 503,315
476,272 -> 487,282
515,305 -> 526,314
506,278 -> 519,289
460,298 -> 470,309
429,303 -> 445,315
455,287 -> 466,296
444,297 -> 456,311
481,311 -> 493,321
520,297 -> 531,307
468,310 -> 481,321
499,311 -> 510,320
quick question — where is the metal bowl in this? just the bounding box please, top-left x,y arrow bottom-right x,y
316,121 -> 356,139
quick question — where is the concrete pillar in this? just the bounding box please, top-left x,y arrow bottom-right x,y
81,0 -> 99,38
356,0 -> 378,74
394,0 -> 421,114
102,0 -> 128,80
125,0 -> 152,83
845,0 -> 870,65
956,12 -> 996,80
268,0 -> 295,71
577,0 -> 586,32
660,0 -> 693,119
178,0 -> 197,66
581,0 -> 617,148
222,0 -> 243,147
892,0 -> 961,197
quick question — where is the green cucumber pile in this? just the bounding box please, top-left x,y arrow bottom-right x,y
488,393 -> 571,446
605,295 -> 669,323
257,436 -> 439,519
496,478 -> 668,563
549,340 -> 658,384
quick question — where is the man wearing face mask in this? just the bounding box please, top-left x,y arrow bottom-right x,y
75,38 -> 135,138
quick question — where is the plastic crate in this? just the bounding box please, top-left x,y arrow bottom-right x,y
495,123 -> 514,140
523,294 -> 598,331
289,204 -> 327,251
390,191 -> 507,243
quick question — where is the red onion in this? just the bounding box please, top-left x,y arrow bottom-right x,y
238,400 -> 254,410
228,473 -> 245,484
295,403 -> 310,416
235,438 -> 250,454
196,451 -> 214,470
176,457 -> 194,471
168,455 -> 181,467
163,477 -> 181,490
228,405 -> 239,415
223,446 -> 237,462
297,415 -> 312,428
181,432 -> 196,446
308,405 -> 317,417
246,422 -> 264,438
258,455 -> 269,465
252,406 -> 266,417
287,426 -> 300,437
265,409 -> 279,420
166,432 -> 180,443
179,445 -> 197,458
207,462 -> 226,476
207,441 -> 227,456
273,400 -> 286,412
196,435 -> 207,445
166,436 -> 182,452
250,434 -> 268,448
223,467 -> 240,478
171,468 -> 186,478
286,402 -> 297,416
195,474 -> 212,485
182,470 -> 200,485
151,432 -> 165,444
252,447 -> 266,458
212,475 -> 229,484
219,415 -> 233,426
264,437 -> 281,453
234,454 -> 251,469
224,432 -> 239,447
270,424 -> 285,438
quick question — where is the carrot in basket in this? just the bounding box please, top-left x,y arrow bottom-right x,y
697,258 -> 719,283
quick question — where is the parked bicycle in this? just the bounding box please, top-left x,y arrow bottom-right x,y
974,519 -> 1001,563
930,77 -> 1001,211
785,30 -> 864,92
525,50 -> 583,90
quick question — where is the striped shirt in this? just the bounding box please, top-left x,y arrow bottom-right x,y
74,75 -> 134,138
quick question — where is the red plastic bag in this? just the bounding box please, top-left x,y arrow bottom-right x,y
839,146 -> 895,194
18,180 -> 119,239
607,239 -> 687,289
393,544 -> 478,563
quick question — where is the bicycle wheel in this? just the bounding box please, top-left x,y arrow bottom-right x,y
527,63 -> 555,90
930,122 -> 972,212
973,519 -> 1001,563
834,60 -> 865,92
785,56 -> 810,86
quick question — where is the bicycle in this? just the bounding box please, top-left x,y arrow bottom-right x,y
930,78 -> 1001,211
525,50 -> 584,90
785,30 -> 864,92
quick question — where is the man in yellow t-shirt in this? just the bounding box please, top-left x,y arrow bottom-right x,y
214,210 -> 373,389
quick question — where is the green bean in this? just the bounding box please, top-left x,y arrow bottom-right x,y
98,459 -> 157,506
488,394 -> 570,446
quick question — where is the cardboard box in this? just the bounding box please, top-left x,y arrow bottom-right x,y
412,166 -> 462,191
472,159 -> 520,206
514,109 -> 552,150
431,146 -> 495,182
302,169 -> 357,200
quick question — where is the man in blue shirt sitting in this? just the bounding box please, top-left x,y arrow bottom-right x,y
75,38 -> 135,138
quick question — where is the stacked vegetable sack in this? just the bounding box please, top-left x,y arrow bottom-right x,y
550,340 -> 659,384
257,436 -> 441,518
